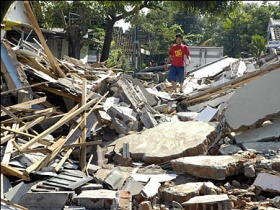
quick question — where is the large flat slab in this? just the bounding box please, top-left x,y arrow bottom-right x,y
235,118 -> 280,144
182,194 -> 231,210
171,155 -> 244,180
113,121 -> 217,164
225,69 -> 280,131
190,57 -> 238,79
253,173 -> 280,193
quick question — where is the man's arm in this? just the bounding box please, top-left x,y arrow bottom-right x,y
165,55 -> 172,70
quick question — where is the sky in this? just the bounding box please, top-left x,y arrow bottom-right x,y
115,1 -> 279,32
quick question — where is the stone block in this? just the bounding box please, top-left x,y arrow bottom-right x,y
253,172 -> 280,194
118,190 -> 131,210
182,194 -> 231,210
225,69 -> 280,131
171,155 -> 244,180
18,191 -> 74,210
72,190 -> 116,209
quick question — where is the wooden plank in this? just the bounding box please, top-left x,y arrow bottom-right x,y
23,1 -> 66,78
1,198 -> 28,210
64,140 -> 102,148
79,78 -> 87,172
1,97 -> 47,117
2,140 -> 13,164
54,94 -> 106,172
1,105 -> 19,120
1,81 -> 52,95
17,94 -> 104,152
1,126 -> 36,138
31,82 -> 82,103
18,55 -> 57,79
1,162 -> 30,181
1,116 -> 45,145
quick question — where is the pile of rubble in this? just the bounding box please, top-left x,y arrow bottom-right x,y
1,2 -> 280,210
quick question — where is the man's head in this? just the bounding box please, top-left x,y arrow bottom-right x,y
175,33 -> 183,45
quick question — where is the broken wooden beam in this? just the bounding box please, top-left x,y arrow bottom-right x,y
23,1 -> 66,78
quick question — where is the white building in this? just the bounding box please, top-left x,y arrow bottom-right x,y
267,18 -> 280,49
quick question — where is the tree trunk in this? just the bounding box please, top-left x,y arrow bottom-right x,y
67,25 -> 85,59
100,18 -> 115,62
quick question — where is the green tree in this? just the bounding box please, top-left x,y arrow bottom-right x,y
137,2 -> 183,63
36,1 -> 106,59
249,35 -> 267,58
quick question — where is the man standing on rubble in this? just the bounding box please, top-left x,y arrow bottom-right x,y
164,33 -> 191,93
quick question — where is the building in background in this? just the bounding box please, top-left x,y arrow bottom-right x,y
267,18 -> 280,49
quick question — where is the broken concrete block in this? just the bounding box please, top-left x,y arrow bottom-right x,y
219,144 -> 242,155
72,190 -> 117,209
253,173 -> 280,194
4,180 -> 41,203
176,112 -> 198,121
235,118 -> 280,144
225,69 -> 280,131
1,174 -> 11,199
194,106 -> 218,122
80,184 -> 103,191
132,78 -> 158,107
18,191 -> 74,210
97,110 -> 112,124
139,201 -> 153,210
122,177 -> 146,196
161,182 -> 202,204
118,190 -> 131,210
241,141 -> 280,154
117,77 -> 143,112
104,168 -> 126,190
244,163 -> 255,178
94,168 -> 112,184
141,179 -> 161,198
182,194 -> 231,210
131,173 -> 177,183
140,109 -> 158,129
107,105 -> 137,134
113,121 -> 217,164
153,104 -> 168,113
161,182 -> 222,205
171,155 -> 244,180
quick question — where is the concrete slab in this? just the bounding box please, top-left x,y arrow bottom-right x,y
171,155 -> 244,180
161,182 -> 202,204
161,181 -> 222,205
18,191 -> 74,210
182,194 -> 231,210
72,190 -> 116,209
141,179 -> 161,198
113,121 -> 217,164
190,57 -> 238,79
225,69 -> 280,131
122,177 -> 146,196
219,144 -> 242,155
104,168 -> 126,190
140,109 -> 158,129
235,119 -> 280,144
4,180 -> 41,203
185,91 -> 234,112
176,112 -> 199,121
242,141 -> 280,153
132,78 -> 157,107
194,106 -> 218,122
1,174 -> 11,198
253,173 -> 280,193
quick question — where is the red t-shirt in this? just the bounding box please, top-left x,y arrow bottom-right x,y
169,44 -> 190,67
